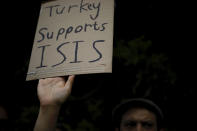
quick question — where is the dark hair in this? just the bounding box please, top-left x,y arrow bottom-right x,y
112,98 -> 164,129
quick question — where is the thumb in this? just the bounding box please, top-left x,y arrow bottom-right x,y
64,75 -> 75,93
68,75 -> 75,86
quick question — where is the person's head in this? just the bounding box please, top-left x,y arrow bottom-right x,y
112,98 -> 164,131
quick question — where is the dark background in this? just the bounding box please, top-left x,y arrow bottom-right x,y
1,0 -> 196,131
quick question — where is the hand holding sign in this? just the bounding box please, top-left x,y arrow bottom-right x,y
27,0 -> 114,81
37,76 -> 75,106
34,75 -> 75,131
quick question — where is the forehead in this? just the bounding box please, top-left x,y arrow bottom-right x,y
121,108 -> 157,122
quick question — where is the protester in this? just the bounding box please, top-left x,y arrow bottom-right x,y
112,98 -> 165,131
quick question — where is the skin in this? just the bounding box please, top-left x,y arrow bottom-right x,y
34,76 -> 75,131
115,108 -> 159,131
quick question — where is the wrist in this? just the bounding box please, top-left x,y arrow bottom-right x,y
40,100 -> 64,107
39,105 -> 61,112
38,105 -> 61,123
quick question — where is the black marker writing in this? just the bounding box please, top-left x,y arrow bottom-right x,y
37,21 -> 108,42
45,0 -> 101,20
89,40 -> 105,63
70,40 -> 84,63
90,2 -> 101,20
36,45 -> 50,68
37,27 -> 47,43
47,31 -> 53,39
52,42 -> 69,67
80,0 -> 88,12
56,6 -> 65,15
56,28 -> 65,41
100,23 -> 108,31
80,0 -> 101,20
84,23 -> 92,32
45,5 -> 61,17
93,21 -> 100,31
75,25 -> 83,33
65,26 -> 73,39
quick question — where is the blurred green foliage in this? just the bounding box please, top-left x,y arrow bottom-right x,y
113,36 -> 176,100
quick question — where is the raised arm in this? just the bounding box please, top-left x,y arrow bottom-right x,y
34,76 -> 75,131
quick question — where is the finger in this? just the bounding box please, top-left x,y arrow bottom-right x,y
64,75 -> 75,92
68,75 -> 75,86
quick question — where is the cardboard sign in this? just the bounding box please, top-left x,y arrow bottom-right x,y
26,0 -> 114,81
